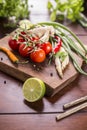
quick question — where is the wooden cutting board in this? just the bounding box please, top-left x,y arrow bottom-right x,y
0,35 -> 83,96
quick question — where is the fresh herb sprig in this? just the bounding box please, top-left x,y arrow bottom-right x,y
47,0 -> 87,28
0,0 -> 29,25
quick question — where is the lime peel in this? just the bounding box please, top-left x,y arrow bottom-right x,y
22,78 -> 46,102
19,19 -> 33,29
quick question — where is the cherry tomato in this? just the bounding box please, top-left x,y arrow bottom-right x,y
18,32 -> 26,43
21,31 -> 26,35
18,36 -> 25,43
8,38 -> 19,51
40,42 -> 52,55
30,49 -> 46,63
19,44 -> 32,57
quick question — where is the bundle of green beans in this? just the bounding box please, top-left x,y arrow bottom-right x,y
39,22 -> 87,75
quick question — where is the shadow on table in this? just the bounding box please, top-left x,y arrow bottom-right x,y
45,75 -> 81,104
23,99 -> 44,112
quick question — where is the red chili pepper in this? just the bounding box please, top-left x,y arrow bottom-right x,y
53,36 -> 62,53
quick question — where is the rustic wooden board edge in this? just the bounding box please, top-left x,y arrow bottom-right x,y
0,61 -> 54,96
0,32 -> 85,97
0,46 -> 84,97
51,73 -> 78,97
0,61 -> 30,82
0,60 -> 79,97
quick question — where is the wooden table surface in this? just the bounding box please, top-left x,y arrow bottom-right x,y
0,0 -> 87,130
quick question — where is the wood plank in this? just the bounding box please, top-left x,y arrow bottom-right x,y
0,69 -> 87,114
0,1 -> 87,130
0,113 -> 87,130
0,35 -> 83,96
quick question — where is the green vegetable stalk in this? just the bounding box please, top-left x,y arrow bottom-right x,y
0,0 -> 29,27
47,0 -> 87,28
39,21 -> 87,75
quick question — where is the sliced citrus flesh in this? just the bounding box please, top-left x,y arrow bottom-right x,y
22,78 -> 46,102
19,19 -> 33,29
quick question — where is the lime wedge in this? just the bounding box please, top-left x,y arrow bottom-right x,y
19,19 -> 33,29
22,78 -> 46,102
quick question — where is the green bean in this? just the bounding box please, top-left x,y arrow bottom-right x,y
62,38 -> 87,75
63,36 -> 87,61
38,22 -> 87,75
39,22 -> 87,53
55,26 -> 87,63
54,32 -> 87,75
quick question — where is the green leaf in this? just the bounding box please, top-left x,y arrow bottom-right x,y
47,1 -> 53,10
55,51 -> 67,62
47,0 -> 86,25
50,11 -> 56,21
0,0 -> 3,3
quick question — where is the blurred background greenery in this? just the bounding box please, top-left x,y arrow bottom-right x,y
0,0 -> 29,27
0,0 -> 87,28
47,0 -> 87,27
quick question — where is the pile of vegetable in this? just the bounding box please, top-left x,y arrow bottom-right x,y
47,0 -> 87,28
7,21 -> 87,78
0,0 -> 29,26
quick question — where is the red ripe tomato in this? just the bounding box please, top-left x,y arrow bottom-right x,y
21,31 -> 26,35
40,42 -> 52,55
18,36 -> 25,43
19,44 -> 32,57
30,49 -> 46,63
8,38 -> 19,51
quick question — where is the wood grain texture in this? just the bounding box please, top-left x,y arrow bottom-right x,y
0,0 -> 87,130
0,69 -> 87,114
0,114 -> 87,130
0,35 -> 83,96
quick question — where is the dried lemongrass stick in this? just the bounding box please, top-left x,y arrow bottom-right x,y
63,95 -> 87,109
56,102 -> 87,121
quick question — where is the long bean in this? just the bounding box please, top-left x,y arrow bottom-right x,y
63,36 -> 87,61
55,27 -> 87,61
39,22 -> 87,53
38,22 -> 87,75
54,32 -> 87,75
62,38 -> 87,75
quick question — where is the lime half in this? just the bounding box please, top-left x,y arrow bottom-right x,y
22,78 -> 46,102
